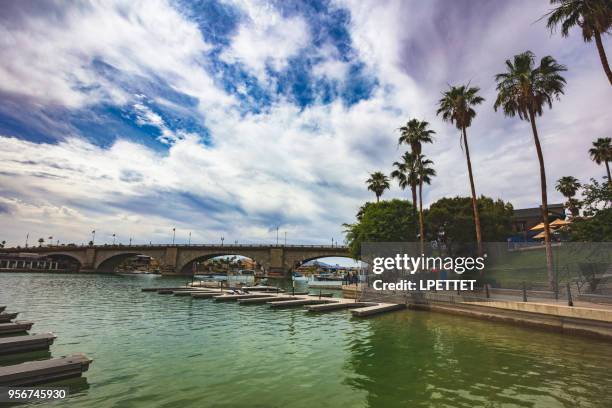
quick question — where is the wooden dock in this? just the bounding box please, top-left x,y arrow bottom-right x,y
238,296 -> 297,304
214,294 -> 275,302
0,333 -> 56,355
305,302 -> 377,312
350,303 -> 406,317
268,299 -> 333,308
0,321 -> 34,335
0,305 -> 5,312
173,289 -> 217,297
0,354 -> 92,386
191,292 -> 224,299
0,312 -> 19,323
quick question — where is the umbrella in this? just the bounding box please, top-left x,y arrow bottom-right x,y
550,218 -> 570,227
530,222 -> 546,231
532,231 -> 547,239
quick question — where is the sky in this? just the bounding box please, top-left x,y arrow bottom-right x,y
0,0 -> 610,249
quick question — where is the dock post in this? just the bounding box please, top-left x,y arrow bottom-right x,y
522,281 -> 527,302
485,283 -> 490,299
566,282 -> 573,307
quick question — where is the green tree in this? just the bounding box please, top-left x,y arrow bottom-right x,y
494,51 -> 567,291
416,155 -> 436,254
426,196 -> 514,255
589,137 -> 612,185
437,84 -> 485,255
546,0 -> 612,85
570,208 -> 612,240
38,237 -> 44,247
391,151 -> 419,238
343,199 -> 416,259
580,177 -> 612,215
366,171 -> 391,202
555,176 -> 582,216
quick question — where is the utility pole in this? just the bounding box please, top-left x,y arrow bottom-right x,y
172,228 -> 176,245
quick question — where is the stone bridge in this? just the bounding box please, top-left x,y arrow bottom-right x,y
4,244 -> 352,276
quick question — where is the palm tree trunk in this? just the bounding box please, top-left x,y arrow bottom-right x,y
594,31 -> 612,86
418,179 -> 425,255
605,160 -> 611,187
376,195 -> 380,203
528,109 -> 555,292
411,183 -> 418,240
462,127 -> 483,257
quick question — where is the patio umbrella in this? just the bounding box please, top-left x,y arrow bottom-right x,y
530,222 -> 546,231
532,231 -> 547,239
550,218 -> 570,227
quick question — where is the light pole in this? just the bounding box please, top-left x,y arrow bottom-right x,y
172,228 -> 176,245
331,237 -> 334,247
91,230 -> 96,245
129,237 -> 132,246
112,234 -> 116,245
284,231 -> 287,246
221,236 -> 224,247
188,231 -> 191,245
276,227 -> 279,246
25,233 -> 29,248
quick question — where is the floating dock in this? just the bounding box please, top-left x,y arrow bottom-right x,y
0,312 -> 19,323
305,302 -> 377,312
0,354 -> 92,386
237,296 -> 297,304
191,292 -> 224,299
0,333 -> 56,355
173,289 -> 217,297
268,299 -> 333,308
142,287 -> 190,292
0,321 -> 34,335
350,303 -> 406,317
214,294 -> 274,302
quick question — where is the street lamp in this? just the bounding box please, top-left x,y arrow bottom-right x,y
220,236 -> 225,247
188,231 -> 191,245
112,233 -> 116,245
284,231 -> 287,246
172,228 -> 176,245
91,230 -> 96,245
25,233 -> 29,248
276,227 -> 279,246
129,237 -> 132,246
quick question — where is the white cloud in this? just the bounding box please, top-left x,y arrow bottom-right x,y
220,1 -> 310,82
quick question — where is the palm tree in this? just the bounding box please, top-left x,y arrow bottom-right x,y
555,176 -> 582,216
366,171 -> 391,202
589,137 -> 612,185
437,84 -> 485,255
398,119 -> 435,155
416,155 -> 436,254
546,0 -> 612,85
494,51 -> 567,291
398,119 -> 435,240
391,151 -> 420,238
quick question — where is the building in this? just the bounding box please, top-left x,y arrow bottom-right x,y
511,203 -> 565,241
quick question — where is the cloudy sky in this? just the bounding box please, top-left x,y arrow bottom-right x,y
0,0 -> 610,247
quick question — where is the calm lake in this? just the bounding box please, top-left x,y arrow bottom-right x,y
1,273 -> 611,407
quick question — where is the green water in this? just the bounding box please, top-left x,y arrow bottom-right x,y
1,273 -> 611,408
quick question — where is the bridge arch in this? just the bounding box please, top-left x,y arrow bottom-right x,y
46,252 -> 86,268
94,249 -> 166,272
178,252 -> 266,275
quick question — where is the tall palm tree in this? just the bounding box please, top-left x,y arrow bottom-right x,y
398,119 -> 435,155
398,119 -> 435,240
494,51 -> 567,291
391,151 -> 420,238
546,0 -> 612,85
366,171 -> 391,202
416,155 -> 436,254
437,84 -> 485,255
589,137 -> 612,185
555,176 -> 582,216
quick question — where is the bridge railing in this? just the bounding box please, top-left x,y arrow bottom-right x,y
3,243 -> 349,250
